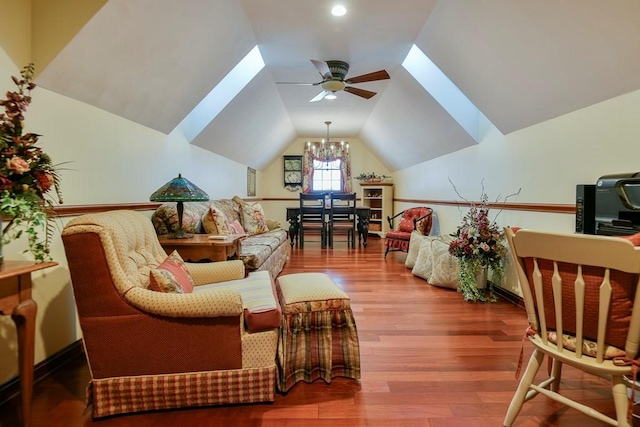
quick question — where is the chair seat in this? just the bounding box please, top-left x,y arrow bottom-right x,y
386,230 -> 411,240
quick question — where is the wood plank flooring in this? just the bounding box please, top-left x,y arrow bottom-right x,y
0,235 -> 636,426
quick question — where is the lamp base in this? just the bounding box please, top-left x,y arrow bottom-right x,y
167,228 -> 193,239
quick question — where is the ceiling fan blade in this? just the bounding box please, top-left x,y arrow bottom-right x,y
345,70 -> 390,84
344,86 -> 377,99
310,90 -> 329,102
311,59 -> 333,80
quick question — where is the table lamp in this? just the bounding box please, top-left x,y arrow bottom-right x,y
150,173 -> 209,238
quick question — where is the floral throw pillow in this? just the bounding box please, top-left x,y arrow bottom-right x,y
233,198 -> 269,236
149,251 -> 194,293
202,205 -> 231,235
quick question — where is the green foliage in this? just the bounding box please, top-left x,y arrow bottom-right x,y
457,257 -> 503,302
0,63 -> 62,262
355,172 -> 389,181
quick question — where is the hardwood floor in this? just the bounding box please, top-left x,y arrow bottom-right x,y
0,236 -> 635,426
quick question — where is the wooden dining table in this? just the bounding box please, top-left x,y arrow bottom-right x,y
286,206 -> 370,247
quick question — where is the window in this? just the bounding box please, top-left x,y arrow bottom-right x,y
312,158 -> 342,192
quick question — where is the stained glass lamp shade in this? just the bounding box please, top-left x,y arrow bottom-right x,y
149,174 -> 209,238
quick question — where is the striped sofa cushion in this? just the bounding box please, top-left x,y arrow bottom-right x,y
195,270 -> 281,332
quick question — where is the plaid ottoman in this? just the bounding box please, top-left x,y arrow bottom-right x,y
276,272 -> 361,392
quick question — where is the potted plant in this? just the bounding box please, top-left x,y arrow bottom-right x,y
0,63 -> 63,262
447,191 -> 508,302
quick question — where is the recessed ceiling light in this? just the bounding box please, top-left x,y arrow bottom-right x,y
325,93 -> 337,100
331,5 -> 347,16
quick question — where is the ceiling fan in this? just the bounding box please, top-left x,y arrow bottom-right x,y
277,60 -> 390,102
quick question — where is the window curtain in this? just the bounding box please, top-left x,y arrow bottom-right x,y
302,144 -> 352,194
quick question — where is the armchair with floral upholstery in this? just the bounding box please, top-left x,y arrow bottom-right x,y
61,210 -> 280,418
384,207 -> 437,258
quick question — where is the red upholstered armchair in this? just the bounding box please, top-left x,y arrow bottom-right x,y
384,207 -> 434,258
61,210 -> 280,418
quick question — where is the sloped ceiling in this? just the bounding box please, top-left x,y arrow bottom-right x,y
35,0 -> 640,171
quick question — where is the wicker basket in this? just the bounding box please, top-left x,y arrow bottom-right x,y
369,223 -> 382,232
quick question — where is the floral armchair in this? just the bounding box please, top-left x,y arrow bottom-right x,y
385,207 -> 436,258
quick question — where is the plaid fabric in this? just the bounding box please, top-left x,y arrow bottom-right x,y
276,307 -> 361,392
87,366 -> 276,418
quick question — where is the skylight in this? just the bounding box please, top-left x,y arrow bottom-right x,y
176,45 -> 265,142
402,44 -> 493,143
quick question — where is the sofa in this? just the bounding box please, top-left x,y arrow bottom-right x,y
151,196 -> 290,278
62,210 -> 282,418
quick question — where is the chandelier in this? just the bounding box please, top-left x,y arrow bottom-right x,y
306,121 -> 349,161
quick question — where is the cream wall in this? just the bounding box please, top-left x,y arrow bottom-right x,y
393,88 -> 640,294
259,137 -> 390,227
0,47 -> 253,385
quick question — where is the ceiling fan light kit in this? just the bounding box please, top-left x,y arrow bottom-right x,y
331,5 -> 347,16
277,59 -> 390,102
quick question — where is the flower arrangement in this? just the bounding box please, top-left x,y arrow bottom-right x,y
0,63 -> 62,262
447,181 -> 520,302
355,172 -> 389,182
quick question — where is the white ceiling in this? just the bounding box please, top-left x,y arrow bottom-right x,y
36,0 -> 640,171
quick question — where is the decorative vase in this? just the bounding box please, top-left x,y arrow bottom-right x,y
475,266 -> 488,289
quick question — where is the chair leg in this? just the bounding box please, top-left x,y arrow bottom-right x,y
384,245 -> 390,258
612,375 -> 632,427
503,348 -> 545,427
299,229 -> 304,249
322,227 -> 327,249
549,358 -> 562,392
325,226 -> 330,248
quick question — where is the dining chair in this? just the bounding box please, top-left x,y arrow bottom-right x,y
299,192 -> 327,248
503,226 -> 640,427
328,192 -> 357,248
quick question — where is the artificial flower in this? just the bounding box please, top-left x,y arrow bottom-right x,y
0,63 -> 63,261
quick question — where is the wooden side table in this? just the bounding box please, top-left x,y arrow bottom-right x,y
158,234 -> 245,262
0,260 -> 57,427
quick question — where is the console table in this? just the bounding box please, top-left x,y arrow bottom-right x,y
158,234 -> 245,262
0,260 -> 57,427
286,206 -> 370,247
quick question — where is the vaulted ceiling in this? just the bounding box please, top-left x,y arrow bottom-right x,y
35,0 -> 640,171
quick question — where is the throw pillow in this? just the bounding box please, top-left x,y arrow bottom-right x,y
621,232 -> 640,246
149,251 -> 194,293
405,231 -> 427,269
202,205 -> 231,235
398,217 -> 416,233
266,219 -> 281,230
411,238 -> 435,280
228,220 -> 246,235
238,201 -> 269,236
415,212 -> 433,235
428,238 -> 459,289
